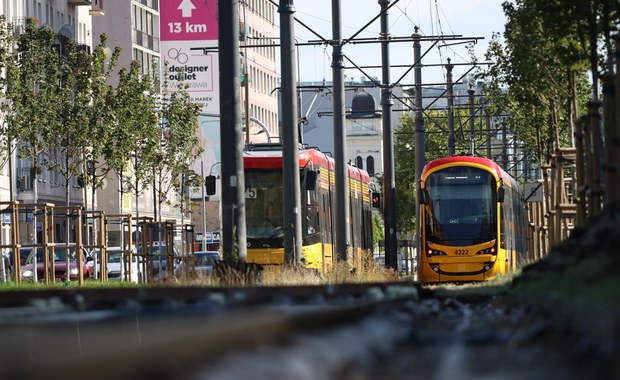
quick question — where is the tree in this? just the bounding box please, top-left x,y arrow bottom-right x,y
80,36 -> 121,216
43,35 -> 118,212
477,0 -> 605,163
0,16 -> 14,190
1,18 -> 60,204
106,60 -> 159,216
151,71 -> 201,220
372,213 -> 384,253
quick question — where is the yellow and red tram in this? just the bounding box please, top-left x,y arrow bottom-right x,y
243,143 -> 373,272
418,155 -> 527,283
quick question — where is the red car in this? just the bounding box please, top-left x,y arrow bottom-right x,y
20,244 -> 90,281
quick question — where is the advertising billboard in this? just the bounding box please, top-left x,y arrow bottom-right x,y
160,0 -> 219,114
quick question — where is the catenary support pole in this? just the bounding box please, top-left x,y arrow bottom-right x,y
379,0 -> 397,270
446,59 -> 455,156
218,1 -> 247,262
279,0 -> 303,263
468,86 -> 475,155
332,0 -> 350,261
413,29 -> 425,266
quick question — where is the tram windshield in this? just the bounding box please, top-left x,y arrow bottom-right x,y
245,169 -> 284,240
424,166 -> 497,246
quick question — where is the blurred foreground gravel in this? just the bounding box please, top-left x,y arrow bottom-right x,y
189,209 -> 620,380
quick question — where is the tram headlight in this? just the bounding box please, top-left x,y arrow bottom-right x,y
483,262 -> 494,271
426,249 -> 447,257
476,247 -> 497,255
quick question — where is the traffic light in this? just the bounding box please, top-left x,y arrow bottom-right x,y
371,192 -> 381,208
205,175 -> 216,196
77,175 -> 85,188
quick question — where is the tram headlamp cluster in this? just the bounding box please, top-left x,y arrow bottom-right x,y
476,247 -> 497,255
426,249 -> 447,256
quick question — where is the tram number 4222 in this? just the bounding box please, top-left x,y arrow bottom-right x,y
454,249 -> 469,255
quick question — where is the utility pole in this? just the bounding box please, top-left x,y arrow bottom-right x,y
446,58 -> 455,156
379,0 -> 397,270
201,160 -> 207,250
218,1 -> 247,262
468,85 -> 475,155
279,0 -> 302,263
332,0 -> 350,261
413,29 -> 425,263
485,108 -> 492,159
241,1 -> 251,146
502,120 -> 508,169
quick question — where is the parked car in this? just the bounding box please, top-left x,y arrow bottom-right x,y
136,244 -> 180,281
194,251 -> 220,275
176,250 -> 220,278
107,247 -> 143,283
2,248 -> 32,275
21,244 -> 90,281
86,247 -> 143,283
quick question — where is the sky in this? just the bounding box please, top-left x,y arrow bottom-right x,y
280,0 -> 507,86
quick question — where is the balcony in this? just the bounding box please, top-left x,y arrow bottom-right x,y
133,30 -> 160,53
67,0 -> 92,5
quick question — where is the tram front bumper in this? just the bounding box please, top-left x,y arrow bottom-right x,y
420,255 -> 498,282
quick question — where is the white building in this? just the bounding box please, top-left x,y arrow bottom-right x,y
300,78 -> 405,185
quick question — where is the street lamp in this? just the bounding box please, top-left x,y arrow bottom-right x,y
248,116 -> 275,143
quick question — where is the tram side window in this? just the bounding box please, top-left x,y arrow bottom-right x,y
502,189 -> 514,251
303,183 -> 320,236
306,206 -> 319,236
512,188 -> 526,255
322,194 -> 331,244
500,197 -> 505,248
362,209 -> 373,250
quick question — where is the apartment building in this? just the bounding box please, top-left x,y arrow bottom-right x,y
1,1 -> 280,248
189,0 -> 280,249
90,1 -> 173,246
240,0 -> 279,140
0,0 -> 94,244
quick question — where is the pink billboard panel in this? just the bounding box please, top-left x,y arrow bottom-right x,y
160,0 -> 218,42
160,0 -> 219,114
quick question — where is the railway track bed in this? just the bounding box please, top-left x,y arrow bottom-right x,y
0,281 -> 615,379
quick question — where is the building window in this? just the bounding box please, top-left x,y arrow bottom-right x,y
366,156 -> 375,176
355,156 -> 363,169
